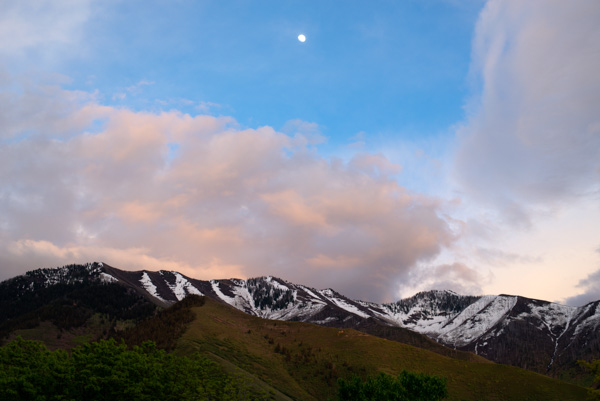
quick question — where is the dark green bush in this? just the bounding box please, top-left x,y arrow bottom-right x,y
0,337 -> 249,401
337,370 -> 447,401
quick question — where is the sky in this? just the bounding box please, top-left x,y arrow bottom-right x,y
1,0 -> 599,306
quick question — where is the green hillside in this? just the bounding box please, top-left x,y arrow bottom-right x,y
176,297 -> 587,401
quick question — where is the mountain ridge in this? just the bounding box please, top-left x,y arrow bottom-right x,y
2,262 -> 598,381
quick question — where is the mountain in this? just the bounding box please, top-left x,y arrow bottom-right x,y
102,263 -> 598,378
1,262 -> 598,382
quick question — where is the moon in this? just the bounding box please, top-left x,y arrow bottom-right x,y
297,34 -> 306,43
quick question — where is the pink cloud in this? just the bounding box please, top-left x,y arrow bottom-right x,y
0,80 -> 457,302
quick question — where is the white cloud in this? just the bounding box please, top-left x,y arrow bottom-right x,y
444,0 -> 600,303
0,0 -> 92,64
125,80 -> 154,95
455,0 -> 600,220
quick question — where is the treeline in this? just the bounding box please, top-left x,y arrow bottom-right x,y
114,294 -> 206,351
0,281 -> 156,341
0,337 -> 268,401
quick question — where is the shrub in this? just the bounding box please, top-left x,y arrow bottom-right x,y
337,370 -> 447,401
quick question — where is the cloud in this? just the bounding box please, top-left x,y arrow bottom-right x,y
474,247 -> 541,267
0,78 -> 458,303
125,80 -> 154,96
280,119 -> 326,146
1,238 -> 242,283
0,0 -> 92,64
196,101 -> 221,114
0,81 -> 106,141
564,269 -> 600,307
349,153 -> 402,178
454,0 -> 600,223
407,262 -> 486,296
112,81 -> 155,102
439,0 -> 600,303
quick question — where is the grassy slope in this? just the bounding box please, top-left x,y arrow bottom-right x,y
177,298 -> 587,401
353,319 -> 486,362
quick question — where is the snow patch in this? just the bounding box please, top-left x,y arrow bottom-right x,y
165,272 -> 203,300
437,295 -> 518,347
318,289 -> 370,319
274,297 -> 327,321
140,272 -> 165,302
437,295 -> 498,334
264,276 -> 291,292
100,272 -> 118,283
211,280 -> 237,307
299,286 -> 325,303
312,316 -> 338,325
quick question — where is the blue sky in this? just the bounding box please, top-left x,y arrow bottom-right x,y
1,0 -> 599,305
64,1 -> 479,147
